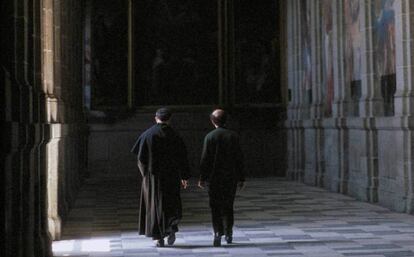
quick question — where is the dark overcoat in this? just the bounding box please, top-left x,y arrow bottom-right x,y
200,127 -> 244,199
131,123 -> 190,239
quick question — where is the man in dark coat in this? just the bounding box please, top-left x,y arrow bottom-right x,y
198,109 -> 245,247
131,108 -> 190,247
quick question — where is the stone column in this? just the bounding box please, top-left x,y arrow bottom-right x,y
1,68 -> 8,257
286,0 -> 295,179
44,0 -> 88,241
293,0 -> 301,121
287,0 -> 295,121
42,0 -> 62,241
394,0 -> 414,213
360,2 -> 384,117
3,64 -> 22,257
296,1 -> 306,120
22,0 -> 37,255
46,124 -> 62,240
15,0 -> 28,255
278,1 -> 289,106
311,0 -> 324,119
292,0 -> 305,182
394,4 -> 414,117
332,0 -> 350,117
359,0 -> 381,202
286,0 -> 301,181
309,0 -> 325,187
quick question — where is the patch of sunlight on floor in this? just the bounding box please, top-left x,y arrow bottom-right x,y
52,240 -> 75,252
81,239 -> 111,252
53,239 -> 111,253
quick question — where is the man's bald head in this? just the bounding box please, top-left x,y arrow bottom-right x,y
210,109 -> 227,127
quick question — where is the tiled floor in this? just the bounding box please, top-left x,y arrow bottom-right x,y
53,177 -> 414,257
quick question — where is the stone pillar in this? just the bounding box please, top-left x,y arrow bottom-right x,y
3,64 -> 23,257
309,0 -> 325,187
294,0 -> 301,119
394,4 -> 414,116
47,124 -> 62,240
32,0 -> 49,253
286,0 -> 297,180
286,0 -> 294,179
332,0 -> 350,117
286,0 -> 305,182
296,1 -> 305,121
42,0 -> 60,240
332,0 -> 349,194
43,0 -> 88,240
360,3 -> 384,117
311,0 -> 324,119
358,0 -> 381,202
394,0 -> 414,213
38,123 -> 53,256
1,67 -> 7,257
297,0 -> 305,182
278,1 -> 288,106
287,0 -> 295,121
22,0 -> 37,255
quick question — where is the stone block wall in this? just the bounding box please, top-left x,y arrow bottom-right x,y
1,0 -> 87,256
286,0 -> 414,214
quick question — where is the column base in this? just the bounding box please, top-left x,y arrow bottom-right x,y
48,216 -> 62,241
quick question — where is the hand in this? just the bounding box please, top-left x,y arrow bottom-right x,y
198,180 -> 205,189
237,181 -> 245,191
181,180 -> 188,189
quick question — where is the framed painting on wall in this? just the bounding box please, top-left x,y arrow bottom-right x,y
234,0 -> 282,105
133,0 -> 219,106
91,0 -> 129,109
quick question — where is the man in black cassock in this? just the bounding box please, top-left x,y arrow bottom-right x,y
131,108 -> 190,247
198,109 -> 245,247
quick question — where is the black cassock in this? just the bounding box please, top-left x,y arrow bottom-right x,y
200,126 -> 244,236
131,123 -> 190,240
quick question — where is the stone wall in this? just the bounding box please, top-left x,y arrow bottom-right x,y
88,107 -> 286,179
286,0 -> 414,213
1,0 -> 87,256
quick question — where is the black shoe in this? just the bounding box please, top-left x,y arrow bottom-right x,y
167,233 -> 176,246
156,239 -> 164,247
225,235 -> 233,244
213,235 -> 222,247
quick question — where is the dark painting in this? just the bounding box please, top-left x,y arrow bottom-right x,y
235,0 -> 281,104
374,0 -> 396,77
134,0 -> 218,106
374,0 -> 396,115
344,0 -> 362,83
91,0 -> 129,108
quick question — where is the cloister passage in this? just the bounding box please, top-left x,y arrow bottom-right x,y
5,1 -> 414,257
53,177 -> 414,257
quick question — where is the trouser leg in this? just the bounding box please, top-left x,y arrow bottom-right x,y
151,217 -> 163,240
223,204 -> 234,236
209,185 -> 224,235
223,184 -> 236,236
210,203 -> 224,235
209,181 -> 237,236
